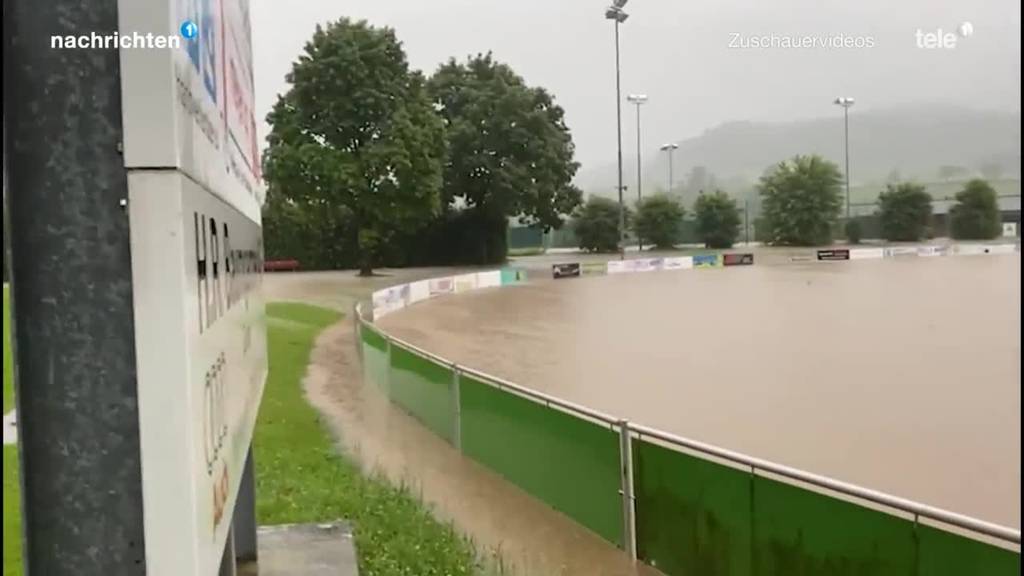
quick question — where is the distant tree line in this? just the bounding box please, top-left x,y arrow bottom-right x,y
572,154 -> 1006,252
262,19 -> 581,274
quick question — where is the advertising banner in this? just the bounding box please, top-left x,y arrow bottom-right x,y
372,284 -> 410,319
552,263 -> 582,279
454,273 -> 479,293
606,260 -> 631,274
119,0 -> 264,223
884,246 -> 918,258
477,270 -> 503,289
850,248 -> 885,260
984,244 -> 1018,255
582,262 -> 608,276
633,258 -> 663,272
722,253 -> 754,266
693,254 -> 722,268
817,249 -> 851,261
407,280 -> 431,304
429,276 -> 455,296
915,246 -> 947,258
662,256 -> 694,271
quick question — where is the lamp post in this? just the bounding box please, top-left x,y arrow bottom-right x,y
627,94 -> 647,250
660,143 -> 679,192
833,97 -> 854,220
606,0 -> 629,257
627,94 -> 648,204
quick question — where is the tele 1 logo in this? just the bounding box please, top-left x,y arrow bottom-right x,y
916,22 -> 974,49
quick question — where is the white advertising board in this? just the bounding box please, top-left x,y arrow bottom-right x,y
373,284 -> 410,319
118,0 -> 264,222
985,243 -> 1017,255
606,260 -> 630,274
633,258 -> 662,272
477,270 -> 502,289
408,280 -> 431,304
429,276 -> 455,296
849,248 -> 884,260
118,1 -> 265,573
129,171 -> 266,576
953,244 -> 992,256
884,246 -> 918,258
663,256 -> 694,270
916,246 -> 947,258
453,273 -> 480,293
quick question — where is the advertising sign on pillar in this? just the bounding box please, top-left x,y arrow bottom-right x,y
117,1 -> 266,574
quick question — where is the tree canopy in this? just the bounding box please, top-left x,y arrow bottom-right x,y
633,194 -> 685,249
574,196 -> 626,253
758,155 -> 843,246
877,182 -> 933,241
950,179 -> 1002,240
427,53 -> 581,261
262,18 -> 446,275
693,191 -> 741,249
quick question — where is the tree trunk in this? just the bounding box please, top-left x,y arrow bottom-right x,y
358,263 -> 373,277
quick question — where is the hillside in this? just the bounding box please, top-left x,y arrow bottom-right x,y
577,103 -> 1021,205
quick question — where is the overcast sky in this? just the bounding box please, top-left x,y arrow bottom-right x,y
252,0 -> 1021,174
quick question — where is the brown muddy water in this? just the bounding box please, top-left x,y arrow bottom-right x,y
378,255 -> 1021,530
267,268 -> 661,576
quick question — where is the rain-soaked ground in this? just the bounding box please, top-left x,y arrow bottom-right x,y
265,253 -> 1019,574
378,255 -> 1021,530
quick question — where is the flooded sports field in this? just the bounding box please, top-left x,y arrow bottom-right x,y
379,254 -> 1021,530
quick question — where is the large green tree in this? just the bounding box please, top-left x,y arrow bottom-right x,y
950,179 -> 1002,240
427,53 -> 582,263
574,196 -> 627,253
263,19 -> 446,275
758,155 -> 843,246
634,194 -> 685,249
694,191 -> 741,248
877,182 -> 933,241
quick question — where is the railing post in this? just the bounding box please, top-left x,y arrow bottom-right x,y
618,419 -> 637,561
451,364 -> 462,451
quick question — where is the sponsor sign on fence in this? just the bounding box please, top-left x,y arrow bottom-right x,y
454,273 -> 479,293
916,246 -> 947,258
477,270 -> 503,289
582,262 -> 607,276
408,280 -> 431,304
850,248 -> 885,260
817,249 -> 851,261
984,243 -> 1018,255
372,284 -> 410,319
693,254 -> 722,268
429,276 -> 455,296
662,256 -> 694,271
884,246 -> 918,258
606,260 -> 630,274
723,253 -> 754,266
552,263 -> 582,279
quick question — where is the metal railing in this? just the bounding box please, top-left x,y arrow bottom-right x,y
353,299 -> 1021,557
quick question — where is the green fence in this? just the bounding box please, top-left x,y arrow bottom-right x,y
459,372 -> 623,545
356,304 -> 1020,576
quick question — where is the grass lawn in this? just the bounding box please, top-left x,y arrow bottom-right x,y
3,448 -> 20,576
2,302 -> 481,575
256,302 -> 480,575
